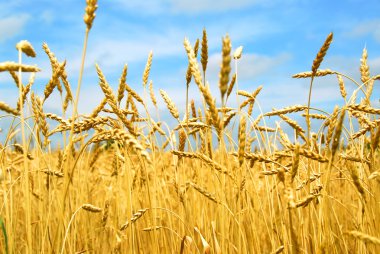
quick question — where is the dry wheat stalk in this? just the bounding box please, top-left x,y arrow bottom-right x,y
286,143 -> 328,162
201,84 -> 222,135
350,120 -> 380,140
13,144 -> 34,160
8,71 -> 20,88
191,99 -> 197,118
171,150 -> 197,159
16,40 -> 36,57
272,245 -> 284,254
239,98 -> 251,109
223,112 -> 237,127
325,106 -> 339,146
372,126 -> 380,151
0,61 -> 40,72
45,113 -> 69,125
31,93 -> 49,141
226,73 -> 236,100
312,32 -> 333,74
17,74 -> 34,111
90,97 -> 107,118
142,51 -> 153,87
126,94 -> 138,122
117,64 -> 128,104
189,182 -> 219,204
340,154 -> 369,164
337,74 -> 347,99
101,200 -> 110,227
292,69 -> 335,78
295,193 -> 319,208
368,171 -> 379,180
238,90 -> 252,98
234,152 -> 273,163
360,47 -> 370,85
174,122 -> 209,130
291,143 -> 300,183
42,169 -> 64,177
148,81 -> 157,108
264,105 -> 307,117
126,83 -> 144,105
42,43 -> 73,108
278,114 -> 305,134
120,208 -> 149,231
238,116 -> 247,166
84,0 -> 98,30
149,120 -> 165,136
50,117 -> 108,135
0,101 -> 19,116
184,38 -> 204,88
331,109 -> 345,158
252,125 -> 276,132
178,130 -> 186,152
219,34 -> 231,102
348,164 -> 366,201
96,64 -> 136,135
350,110 -> 372,127
90,129 -> 151,163
82,204 -> 102,213
160,89 -> 179,119
186,39 -> 200,85
142,226 -> 163,232
345,231 -> 380,245
196,153 -> 234,179
301,113 -> 327,120
43,61 -> 66,101
201,28 -> 208,74
349,104 -> 380,115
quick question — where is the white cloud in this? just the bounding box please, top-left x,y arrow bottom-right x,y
0,15 -> 30,42
114,0 -> 291,14
346,19 -> 380,43
170,0 -> 261,13
206,52 -> 292,84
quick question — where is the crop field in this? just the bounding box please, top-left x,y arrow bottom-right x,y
0,1 -> 379,253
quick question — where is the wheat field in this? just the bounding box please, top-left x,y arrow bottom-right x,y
0,1 -> 379,253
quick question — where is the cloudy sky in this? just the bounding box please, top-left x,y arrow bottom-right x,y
0,0 -> 379,119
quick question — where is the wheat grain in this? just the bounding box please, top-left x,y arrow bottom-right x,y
292,69 -> 335,78
44,61 -> 66,101
149,81 -> 157,108
349,104 -> 380,114
238,116 -> 246,166
0,61 -> 40,72
264,105 -> 307,116
184,38 -> 203,88
142,51 -> 153,87
345,231 -> 380,245
160,89 -> 179,119
117,64 -> 128,104
120,208 -> 149,231
82,204 -> 102,213
219,34 -> 231,102
331,109 -> 345,158
226,73 -> 236,100
96,64 -> 136,136
16,40 -> 36,57
312,32 -> 333,74
201,28 -> 208,74
84,0 -> 98,30
337,74 -> 347,99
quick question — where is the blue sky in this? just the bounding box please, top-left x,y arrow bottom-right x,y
0,0 -> 379,120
